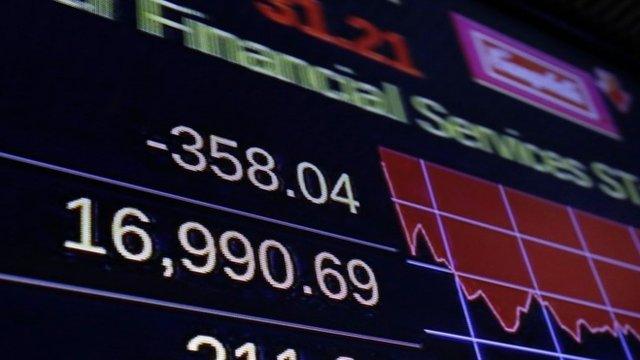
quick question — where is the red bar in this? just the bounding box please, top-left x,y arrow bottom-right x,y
506,188 -> 581,249
427,164 -> 511,229
577,211 -> 640,265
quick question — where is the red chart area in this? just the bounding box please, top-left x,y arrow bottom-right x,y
380,147 -> 640,343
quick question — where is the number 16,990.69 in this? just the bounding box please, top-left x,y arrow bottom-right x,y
64,197 -> 380,307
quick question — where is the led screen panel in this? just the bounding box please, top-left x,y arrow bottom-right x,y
1,0 -> 639,359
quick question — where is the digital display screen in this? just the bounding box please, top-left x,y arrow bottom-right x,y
2,1 -> 639,359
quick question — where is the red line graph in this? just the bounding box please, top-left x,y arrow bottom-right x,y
380,147 -> 640,343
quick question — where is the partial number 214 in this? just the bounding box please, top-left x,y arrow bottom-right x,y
187,335 -> 354,360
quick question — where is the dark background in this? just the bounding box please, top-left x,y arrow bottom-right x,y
0,0 -> 638,358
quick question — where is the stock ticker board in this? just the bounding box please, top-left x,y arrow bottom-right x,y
2,0 -> 640,359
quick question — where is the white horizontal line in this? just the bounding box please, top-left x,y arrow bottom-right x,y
393,198 -> 640,273
146,140 -> 168,151
0,151 -> 397,253
406,260 -> 452,274
0,272 -> 421,349
424,328 -> 596,360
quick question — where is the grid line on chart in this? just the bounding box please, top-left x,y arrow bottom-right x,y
630,228 -> 640,258
568,208 -> 634,360
419,161 -> 484,360
499,185 -> 565,358
406,259 -> 640,319
380,147 -> 640,359
391,197 -> 640,274
424,328 -> 596,360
